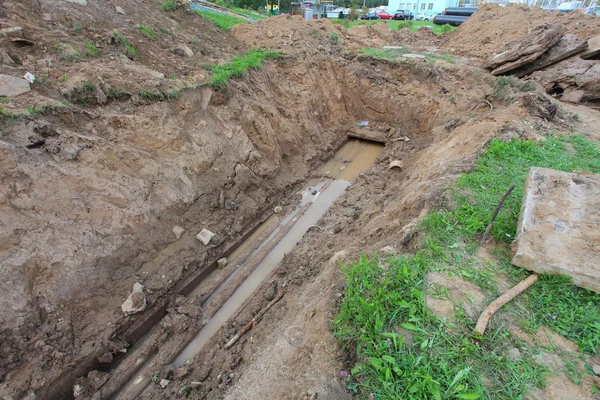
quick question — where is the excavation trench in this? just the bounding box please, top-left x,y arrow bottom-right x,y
105,139 -> 383,399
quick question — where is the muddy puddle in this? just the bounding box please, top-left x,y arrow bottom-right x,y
115,139 -> 383,398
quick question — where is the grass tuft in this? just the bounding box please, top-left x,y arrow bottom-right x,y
137,25 -> 158,40
209,49 -> 282,88
112,30 -> 138,60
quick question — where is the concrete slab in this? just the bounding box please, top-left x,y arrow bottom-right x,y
580,35 -> 600,60
512,167 -> 600,293
512,34 -> 588,78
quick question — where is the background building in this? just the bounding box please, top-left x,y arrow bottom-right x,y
388,0 -> 458,15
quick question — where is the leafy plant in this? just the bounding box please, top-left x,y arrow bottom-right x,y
439,23 -> 454,33
137,25 -> 158,40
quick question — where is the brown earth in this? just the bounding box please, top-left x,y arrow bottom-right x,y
1,2 -> 599,400
443,4 -> 600,59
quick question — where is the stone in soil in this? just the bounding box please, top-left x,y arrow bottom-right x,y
172,225 -> 185,240
512,167 -> 600,293
0,74 -> 31,97
217,257 -> 227,269
121,282 -> 147,314
196,228 -> 215,245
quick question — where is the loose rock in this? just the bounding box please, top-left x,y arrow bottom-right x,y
121,282 -> 147,315
196,228 -> 215,245
217,258 -> 227,269
274,206 -> 283,214
0,27 -> 23,38
115,6 -> 126,14
159,378 -> 170,388
593,365 -> 600,376
172,226 -> 185,240
0,74 -> 31,97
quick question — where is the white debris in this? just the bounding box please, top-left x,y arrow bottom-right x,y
159,379 -> 170,388
172,225 -> 185,240
121,282 -> 146,315
217,258 -> 227,269
389,160 -> 404,171
273,206 -> 283,214
196,228 -> 215,245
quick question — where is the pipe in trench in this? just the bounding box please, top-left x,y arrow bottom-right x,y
443,7 -> 478,16
433,14 -> 468,25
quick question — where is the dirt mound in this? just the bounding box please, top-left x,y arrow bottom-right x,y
231,15 -> 348,55
395,26 -> 443,48
443,4 -> 600,59
0,0 -> 241,116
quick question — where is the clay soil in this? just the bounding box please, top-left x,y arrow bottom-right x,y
1,2 -> 599,400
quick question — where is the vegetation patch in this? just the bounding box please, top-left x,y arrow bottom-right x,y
137,25 -> 158,40
209,49 -> 282,88
84,40 -> 99,57
112,30 -> 138,60
493,76 -> 535,102
334,135 -> 600,399
193,9 -> 247,30
356,47 -> 410,60
331,20 -> 456,35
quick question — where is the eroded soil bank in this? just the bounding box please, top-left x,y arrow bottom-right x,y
1,2 -> 599,400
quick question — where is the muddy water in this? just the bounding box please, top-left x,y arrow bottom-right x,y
116,140 -> 382,397
173,140 -> 382,366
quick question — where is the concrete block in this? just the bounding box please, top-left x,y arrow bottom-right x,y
196,228 -> 215,245
512,167 -> 600,293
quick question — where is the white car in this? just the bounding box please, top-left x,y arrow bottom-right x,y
415,12 -> 434,21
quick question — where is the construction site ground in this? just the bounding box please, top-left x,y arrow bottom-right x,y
1,2 -> 599,400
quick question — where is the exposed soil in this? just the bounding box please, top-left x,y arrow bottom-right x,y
443,4 -> 600,59
1,2 -> 599,400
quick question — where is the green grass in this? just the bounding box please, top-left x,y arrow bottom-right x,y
137,25 -> 158,40
229,6 -> 269,19
193,9 -> 247,30
209,49 -> 282,88
161,0 -> 180,11
335,134 -> 600,399
84,40 -> 99,57
331,20 -> 456,35
356,47 -> 410,60
355,47 -> 455,64
112,30 -> 138,60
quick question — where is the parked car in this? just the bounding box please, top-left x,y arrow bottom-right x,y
403,10 -> 415,19
377,11 -> 393,19
361,11 -> 379,19
393,10 -> 408,19
415,12 -> 434,21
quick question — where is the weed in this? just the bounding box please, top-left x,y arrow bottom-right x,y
335,134 -> 600,399
112,30 -> 138,60
189,38 -> 210,55
356,47 -> 409,60
193,9 -> 246,30
0,98 -> 10,104
309,28 -> 317,35
396,20 -> 414,29
137,25 -> 158,40
439,24 -> 454,33
449,96 -> 456,104
84,40 -> 99,57
158,25 -> 174,35
59,74 -> 68,82
178,385 -> 193,396
152,373 -> 160,383
574,114 -> 581,122
82,81 -> 96,91
72,24 -> 82,34
161,0 -> 179,11
58,44 -> 84,63
328,31 -> 339,44
493,76 -> 534,102
210,49 -> 282,88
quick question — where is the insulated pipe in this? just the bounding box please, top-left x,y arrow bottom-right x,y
433,15 -> 468,26
443,7 -> 478,16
